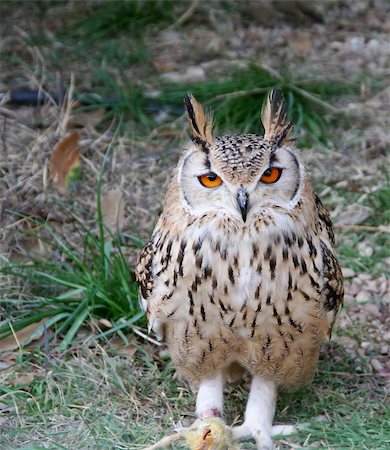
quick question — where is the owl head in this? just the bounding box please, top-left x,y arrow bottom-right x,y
177,91 -> 305,223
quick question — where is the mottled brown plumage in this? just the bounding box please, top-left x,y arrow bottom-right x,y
136,91 -> 343,449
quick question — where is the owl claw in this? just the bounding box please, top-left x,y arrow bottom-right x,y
231,424 -> 273,450
231,423 -> 297,449
271,424 -> 297,436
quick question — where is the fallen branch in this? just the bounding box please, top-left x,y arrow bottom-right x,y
131,325 -> 162,347
143,431 -> 185,450
168,0 -> 199,29
336,224 -> 390,234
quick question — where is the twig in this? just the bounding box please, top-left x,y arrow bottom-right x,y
0,106 -> 19,120
143,430 -> 185,450
289,84 -> 342,114
205,87 -> 270,105
59,72 -> 76,134
168,0 -> 199,29
131,325 -> 162,346
336,224 -> 390,233
259,64 -> 343,114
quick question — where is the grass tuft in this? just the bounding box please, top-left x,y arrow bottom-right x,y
68,0 -> 178,41
0,207 -> 144,350
153,64 -> 360,145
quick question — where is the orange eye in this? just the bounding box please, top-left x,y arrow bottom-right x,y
198,173 -> 223,188
260,167 -> 282,184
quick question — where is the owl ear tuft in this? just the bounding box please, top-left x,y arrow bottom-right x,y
261,90 -> 293,147
184,93 -> 213,149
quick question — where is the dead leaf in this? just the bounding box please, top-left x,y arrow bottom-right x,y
68,106 -> 105,129
288,31 -> 312,55
10,225 -> 50,263
97,319 -> 112,330
114,343 -> 137,357
101,188 -> 125,232
50,131 -> 81,191
109,336 -> 125,348
11,373 -> 36,386
0,320 -> 45,352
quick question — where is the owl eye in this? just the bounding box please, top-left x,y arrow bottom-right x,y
198,172 -> 223,188
260,167 -> 282,184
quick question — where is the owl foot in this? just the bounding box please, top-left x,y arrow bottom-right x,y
231,423 -> 273,450
196,373 -> 224,419
231,423 -> 296,449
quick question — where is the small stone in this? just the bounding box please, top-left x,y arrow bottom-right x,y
365,280 -> 378,292
360,341 -> 370,350
160,66 -> 206,83
363,303 -> 381,317
338,336 -> 359,350
344,294 -> 355,305
371,358 -> 384,373
358,243 -> 374,257
358,273 -> 373,281
313,415 -> 328,422
336,204 -> 373,226
380,345 -> 389,355
335,180 -> 348,188
349,280 -> 362,294
342,267 -> 355,278
356,291 -> 369,303
357,349 -> 365,358
383,331 -> 390,342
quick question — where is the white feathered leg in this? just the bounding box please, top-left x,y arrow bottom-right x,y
196,372 -> 224,418
232,376 -> 276,450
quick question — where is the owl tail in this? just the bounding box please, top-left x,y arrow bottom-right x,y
261,90 -> 293,147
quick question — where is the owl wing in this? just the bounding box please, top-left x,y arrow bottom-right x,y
315,194 -> 335,245
316,196 -> 344,337
135,239 -> 154,305
135,228 -> 177,339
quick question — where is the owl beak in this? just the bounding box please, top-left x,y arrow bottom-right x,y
237,187 -> 249,222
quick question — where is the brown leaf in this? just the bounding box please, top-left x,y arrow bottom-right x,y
11,373 -> 36,386
101,188 -> 125,232
50,131 -> 81,191
0,320 -> 45,352
97,319 -> 112,330
109,336 -> 124,348
10,227 -> 50,263
68,107 -> 106,129
114,343 -> 137,358
288,31 -> 312,55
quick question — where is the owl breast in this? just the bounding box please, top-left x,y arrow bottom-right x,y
148,209 -> 328,386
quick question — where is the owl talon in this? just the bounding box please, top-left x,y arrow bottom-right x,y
231,424 -> 273,450
271,424 -> 297,436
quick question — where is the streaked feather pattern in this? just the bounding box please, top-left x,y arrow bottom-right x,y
261,90 -> 293,146
184,92 -> 214,147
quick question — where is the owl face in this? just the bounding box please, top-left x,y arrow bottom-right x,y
178,93 -> 304,224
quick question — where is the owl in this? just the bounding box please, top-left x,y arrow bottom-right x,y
136,91 -> 343,449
